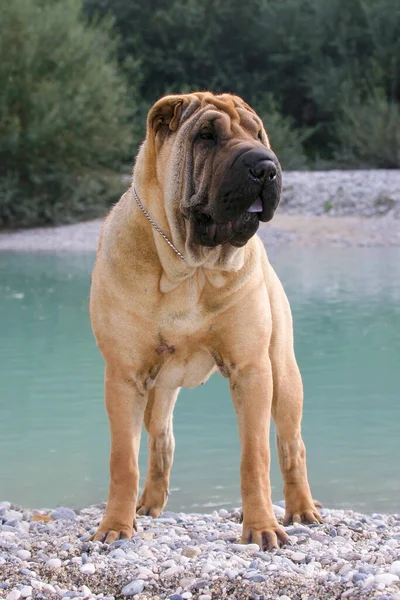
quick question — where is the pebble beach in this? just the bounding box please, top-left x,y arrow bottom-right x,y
1,502 -> 400,600
1,169 -> 399,599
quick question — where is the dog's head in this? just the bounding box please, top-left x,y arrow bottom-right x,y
142,92 -> 282,251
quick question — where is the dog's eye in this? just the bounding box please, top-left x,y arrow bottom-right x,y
199,131 -> 215,141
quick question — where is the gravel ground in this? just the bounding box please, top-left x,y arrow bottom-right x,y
1,501 -> 400,600
0,171 -> 399,251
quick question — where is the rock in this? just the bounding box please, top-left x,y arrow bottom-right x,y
181,546 -> 201,558
219,509 -> 229,518
290,552 -> 307,563
16,549 -> 31,560
273,504 -> 285,518
80,586 -> 92,598
42,584 -> 57,594
181,593 -> 193,600
80,563 -> 96,575
250,575 -> 266,582
51,507 -> 77,520
121,580 -> 145,596
4,509 -> 23,521
47,558 -> 62,569
352,573 -> 367,584
374,573 -> 399,585
279,596 -> 292,600
164,565 -> 185,577
169,595 -> 183,600
199,596 -> 212,600
226,569 -> 238,580
20,587 -> 32,598
390,560 -> 400,575
6,592 -> 21,600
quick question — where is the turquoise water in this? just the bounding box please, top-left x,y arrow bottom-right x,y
0,247 -> 399,514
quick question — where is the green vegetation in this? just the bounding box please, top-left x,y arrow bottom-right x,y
0,0 -> 131,228
1,0 -> 399,228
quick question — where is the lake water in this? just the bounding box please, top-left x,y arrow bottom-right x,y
0,247 -> 399,514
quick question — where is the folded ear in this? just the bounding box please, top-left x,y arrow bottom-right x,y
147,95 -> 187,134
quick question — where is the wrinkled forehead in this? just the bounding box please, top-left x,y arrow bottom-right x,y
180,95 -> 262,136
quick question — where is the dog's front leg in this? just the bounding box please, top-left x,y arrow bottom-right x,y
92,366 -> 146,543
230,359 -> 290,551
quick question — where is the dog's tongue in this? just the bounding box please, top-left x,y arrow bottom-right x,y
247,197 -> 263,213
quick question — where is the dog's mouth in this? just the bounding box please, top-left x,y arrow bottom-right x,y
189,197 -> 270,248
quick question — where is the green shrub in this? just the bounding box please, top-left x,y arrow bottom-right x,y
335,89 -> 400,168
255,95 -> 312,170
0,0 -> 132,229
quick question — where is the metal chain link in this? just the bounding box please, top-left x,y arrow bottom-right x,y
132,186 -> 186,262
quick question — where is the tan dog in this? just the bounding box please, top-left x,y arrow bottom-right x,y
89,92 -> 321,550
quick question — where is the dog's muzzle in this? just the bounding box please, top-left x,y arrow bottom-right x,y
189,148 -> 282,248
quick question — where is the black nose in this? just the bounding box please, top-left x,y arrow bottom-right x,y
249,159 -> 277,183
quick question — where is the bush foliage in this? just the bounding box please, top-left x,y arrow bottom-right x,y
84,0 -> 400,168
0,0 -> 131,228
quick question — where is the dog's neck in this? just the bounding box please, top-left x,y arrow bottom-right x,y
131,177 -> 247,283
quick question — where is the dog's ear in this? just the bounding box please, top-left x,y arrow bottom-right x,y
147,96 -> 187,134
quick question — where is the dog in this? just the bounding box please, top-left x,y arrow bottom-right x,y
89,92 -> 321,550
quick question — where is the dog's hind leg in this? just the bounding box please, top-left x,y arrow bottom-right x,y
259,254 -> 322,527
268,271 -> 322,526
137,387 -> 179,517
271,355 -> 322,526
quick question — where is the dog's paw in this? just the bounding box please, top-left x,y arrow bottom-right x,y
283,506 -> 323,526
241,523 -> 291,551
90,519 -> 135,544
136,487 -> 167,518
136,503 -> 163,518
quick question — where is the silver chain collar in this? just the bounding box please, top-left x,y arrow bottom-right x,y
132,186 -> 186,262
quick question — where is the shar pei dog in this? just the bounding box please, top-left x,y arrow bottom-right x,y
89,91 -> 322,550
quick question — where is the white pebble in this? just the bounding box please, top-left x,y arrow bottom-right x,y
20,587 -> 32,598
290,552 -> 306,563
4,509 -> 23,521
6,591 -> 21,600
80,563 -> 96,575
226,569 -> 238,579
202,563 -> 216,574
30,581 -> 42,591
279,596 -> 292,600
46,558 -> 62,569
273,504 -> 286,518
16,549 -> 31,560
41,584 -> 55,594
199,596 -> 212,600
374,573 -> 399,586
80,585 -> 92,598
182,593 -> 193,599
163,565 -> 184,577
390,560 -> 400,575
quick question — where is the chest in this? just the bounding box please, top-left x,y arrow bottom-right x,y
153,346 -> 217,389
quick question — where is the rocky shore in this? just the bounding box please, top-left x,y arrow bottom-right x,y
0,170 -> 399,251
1,501 -> 400,600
